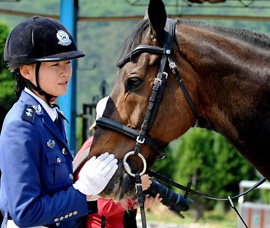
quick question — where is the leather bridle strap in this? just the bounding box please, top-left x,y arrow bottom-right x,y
168,57 -> 198,124
95,117 -> 165,159
147,169 -> 266,201
132,18 -> 175,158
96,19 -> 198,160
117,45 -> 164,68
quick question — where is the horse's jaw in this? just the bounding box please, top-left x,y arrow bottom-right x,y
99,161 -> 136,201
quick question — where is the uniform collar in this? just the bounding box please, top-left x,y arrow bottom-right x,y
24,88 -> 58,121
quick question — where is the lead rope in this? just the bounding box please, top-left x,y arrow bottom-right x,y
123,153 -> 148,228
135,173 -> 147,228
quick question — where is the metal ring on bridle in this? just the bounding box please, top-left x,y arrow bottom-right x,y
123,151 -> 147,177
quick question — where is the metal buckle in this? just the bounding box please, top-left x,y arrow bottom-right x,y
154,78 -> 162,86
162,72 -> 168,79
169,62 -> 177,70
136,136 -> 145,144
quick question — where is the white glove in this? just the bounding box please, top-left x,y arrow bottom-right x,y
73,152 -> 118,196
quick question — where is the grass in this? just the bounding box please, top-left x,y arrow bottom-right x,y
141,202 -> 238,228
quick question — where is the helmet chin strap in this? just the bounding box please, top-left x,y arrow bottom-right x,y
24,62 -> 57,106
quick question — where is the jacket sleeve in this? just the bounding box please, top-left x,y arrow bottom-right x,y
0,119 -> 90,227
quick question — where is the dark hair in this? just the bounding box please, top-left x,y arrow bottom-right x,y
14,69 -> 27,98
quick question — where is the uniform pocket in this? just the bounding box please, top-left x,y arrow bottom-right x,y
45,151 -> 68,185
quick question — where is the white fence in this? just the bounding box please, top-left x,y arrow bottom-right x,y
238,180 -> 270,228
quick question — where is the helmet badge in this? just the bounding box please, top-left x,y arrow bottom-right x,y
56,30 -> 72,46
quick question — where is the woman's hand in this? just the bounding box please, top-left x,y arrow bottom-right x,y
141,174 -> 152,191
144,193 -> 162,210
133,193 -> 162,210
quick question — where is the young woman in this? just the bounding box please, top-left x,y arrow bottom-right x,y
0,16 -> 118,228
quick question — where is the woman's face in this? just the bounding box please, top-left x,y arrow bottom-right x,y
39,61 -> 72,97
20,60 -> 72,100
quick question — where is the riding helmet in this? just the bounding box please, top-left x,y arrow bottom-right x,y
4,15 -> 85,72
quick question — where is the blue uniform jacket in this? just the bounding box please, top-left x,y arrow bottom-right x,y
0,91 -> 97,228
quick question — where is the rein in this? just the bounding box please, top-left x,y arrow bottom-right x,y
147,170 -> 266,228
95,18 -> 266,228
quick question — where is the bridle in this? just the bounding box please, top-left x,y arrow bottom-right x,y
96,18 -> 198,161
95,18 -> 266,228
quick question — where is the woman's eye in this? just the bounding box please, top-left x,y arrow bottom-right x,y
125,77 -> 143,91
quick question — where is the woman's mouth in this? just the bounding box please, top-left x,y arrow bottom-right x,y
59,81 -> 68,86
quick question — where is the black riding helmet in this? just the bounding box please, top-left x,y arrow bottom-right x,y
4,15 -> 85,102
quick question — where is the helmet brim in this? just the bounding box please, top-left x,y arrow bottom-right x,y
6,50 -> 85,72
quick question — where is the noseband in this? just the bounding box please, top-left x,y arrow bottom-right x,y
96,18 -> 198,163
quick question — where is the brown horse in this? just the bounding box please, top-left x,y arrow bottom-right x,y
89,0 -> 270,201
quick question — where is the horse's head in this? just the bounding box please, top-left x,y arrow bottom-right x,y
89,0 -> 198,200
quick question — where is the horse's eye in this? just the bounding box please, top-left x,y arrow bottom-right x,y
125,77 -> 143,91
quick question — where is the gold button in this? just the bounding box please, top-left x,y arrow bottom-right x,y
54,218 -> 59,222
73,211 -> 78,215
65,214 -> 69,219
57,157 -> 61,163
59,216 -> 64,221
69,212 -> 73,217
62,148 -> 67,155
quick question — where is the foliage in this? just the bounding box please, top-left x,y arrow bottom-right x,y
0,1 -> 269,114
172,128 -> 257,220
150,145 -> 175,181
0,2 -> 268,223
0,22 -> 16,111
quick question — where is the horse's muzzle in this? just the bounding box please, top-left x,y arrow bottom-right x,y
99,160 -> 136,201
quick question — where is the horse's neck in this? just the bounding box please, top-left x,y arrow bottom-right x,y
177,24 -> 270,177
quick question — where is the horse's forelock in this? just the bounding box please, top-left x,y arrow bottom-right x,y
117,20 -> 150,64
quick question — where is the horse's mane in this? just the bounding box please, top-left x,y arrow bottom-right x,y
118,18 -> 270,63
177,19 -> 270,50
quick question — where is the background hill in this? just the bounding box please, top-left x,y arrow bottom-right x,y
0,0 -> 269,114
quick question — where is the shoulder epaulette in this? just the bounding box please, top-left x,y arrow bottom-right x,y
21,105 -> 36,124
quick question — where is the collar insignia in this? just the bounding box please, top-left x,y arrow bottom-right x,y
32,104 -> 42,114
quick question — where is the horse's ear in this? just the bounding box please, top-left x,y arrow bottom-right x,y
148,0 -> 167,43
144,7 -> 149,20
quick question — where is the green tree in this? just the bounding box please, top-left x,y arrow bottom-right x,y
151,145 -> 175,181
173,128 -> 257,221
0,21 -> 16,111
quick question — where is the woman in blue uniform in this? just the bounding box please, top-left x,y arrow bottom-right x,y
0,16 -> 118,228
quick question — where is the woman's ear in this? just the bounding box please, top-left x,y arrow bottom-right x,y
19,64 -> 34,81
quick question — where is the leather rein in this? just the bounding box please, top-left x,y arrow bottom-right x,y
95,18 -> 266,228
